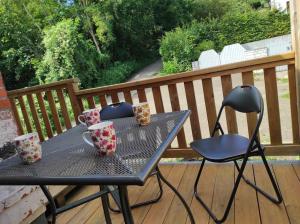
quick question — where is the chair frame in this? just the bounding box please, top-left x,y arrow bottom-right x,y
193,86 -> 282,223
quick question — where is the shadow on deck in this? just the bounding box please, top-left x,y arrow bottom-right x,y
57,161 -> 300,224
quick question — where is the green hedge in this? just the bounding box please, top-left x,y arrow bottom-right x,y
159,9 -> 290,74
96,60 -> 150,86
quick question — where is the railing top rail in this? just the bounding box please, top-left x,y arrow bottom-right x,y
76,51 -> 295,97
8,78 -> 79,97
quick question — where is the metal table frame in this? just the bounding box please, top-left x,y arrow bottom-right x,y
0,111 -> 195,224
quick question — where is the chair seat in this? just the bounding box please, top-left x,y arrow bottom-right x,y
191,134 -> 250,162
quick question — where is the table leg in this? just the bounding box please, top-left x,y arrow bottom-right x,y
99,186 -> 112,224
118,185 -> 134,224
157,167 -> 195,224
40,185 -> 57,224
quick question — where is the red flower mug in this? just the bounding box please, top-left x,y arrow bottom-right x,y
14,132 -> 42,164
82,121 -> 117,156
78,108 -> 101,127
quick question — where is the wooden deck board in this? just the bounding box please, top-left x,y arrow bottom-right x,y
234,164 -> 261,224
57,163 -> 299,224
253,164 -> 290,224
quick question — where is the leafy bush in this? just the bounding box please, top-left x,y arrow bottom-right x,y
35,18 -> 109,88
159,27 -> 197,69
160,9 -> 290,74
96,60 -> 144,86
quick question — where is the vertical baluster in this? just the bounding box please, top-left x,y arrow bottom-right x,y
264,67 -> 282,144
17,96 -> 32,133
242,71 -> 258,138
111,92 -> 119,104
123,90 -> 133,104
46,91 -> 63,134
66,82 -> 81,124
221,75 -> 238,134
168,84 -> 187,148
27,94 -> 44,141
137,89 -> 147,102
184,81 -> 201,140
99,95 -> 107,107
152,86 -> 164,113
9,97 -> 24,135
36,92 -> 53,138
56,89 -> 72,129
87,96 -> 96,109
288,64 -> 300,143
202,78 -> 218,136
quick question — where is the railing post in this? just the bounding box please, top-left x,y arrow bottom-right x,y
290,0 -> 300,140
66,78 -> 82,124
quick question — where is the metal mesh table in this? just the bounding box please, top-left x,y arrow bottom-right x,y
0,110 -> 190,186
0,111 -> 194,224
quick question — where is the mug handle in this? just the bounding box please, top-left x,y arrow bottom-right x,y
78,115 -> 86,125
82,131 -> 94,147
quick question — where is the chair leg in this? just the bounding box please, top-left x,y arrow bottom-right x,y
234,153 -> 282,204
194,159 -> 247,223
108,168 -> 163,213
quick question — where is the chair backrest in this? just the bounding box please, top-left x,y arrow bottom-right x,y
212,85 -> 264,139
100,102 -> 134,120
222,85 -> 263,113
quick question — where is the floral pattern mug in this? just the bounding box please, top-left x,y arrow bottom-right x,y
82,121 -> 117,156
133,102 -> 151,126
78,108 -> 101,127
14,133 -> 42,164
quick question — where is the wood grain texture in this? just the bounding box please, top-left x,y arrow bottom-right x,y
46,91 -> 63,134
264,67 -> 282,144
288,64 -> 300,143
86,96 -> 95,109
98,95 -> 107,107
137,88 -> 147,103
273,164 -> 300,224
36,92 -> 53,138
111,92 -> 119,104
152,86 -> 164,113
184,81 -> 201,140
9,97 -> 24,135
66,82 -> 81,124
254,164 -> 289,224
209,164 -> 234,224
123,90 -> 133,104
56,163 -> 299,224
168,84 -> 187,148
56,89 -> 72,129
17,96 -> 32,133
202,78 -> 218,136
221,75 -> 238,134
26,94 -> 44,141
234,164 -> 260,224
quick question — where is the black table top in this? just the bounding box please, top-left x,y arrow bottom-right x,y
0,111 -> 190,186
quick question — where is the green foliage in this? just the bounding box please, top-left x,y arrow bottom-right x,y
159,27 -> 196,69
96,60 -> 142,86
160,9 -> 290,73
35,18 -> 108,88
0,0 -> 64,90
161,60 -> 189,75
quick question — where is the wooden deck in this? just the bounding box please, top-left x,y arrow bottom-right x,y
57,162 -> 300,224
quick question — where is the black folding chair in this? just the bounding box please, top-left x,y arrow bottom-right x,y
191,85 -> 282,223
100,102 -> 163,212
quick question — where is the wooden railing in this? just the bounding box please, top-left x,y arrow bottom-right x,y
8,79 -> 81,141
8,51 -> 300,157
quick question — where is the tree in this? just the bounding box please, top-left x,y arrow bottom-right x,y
36,18 -> 107,88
